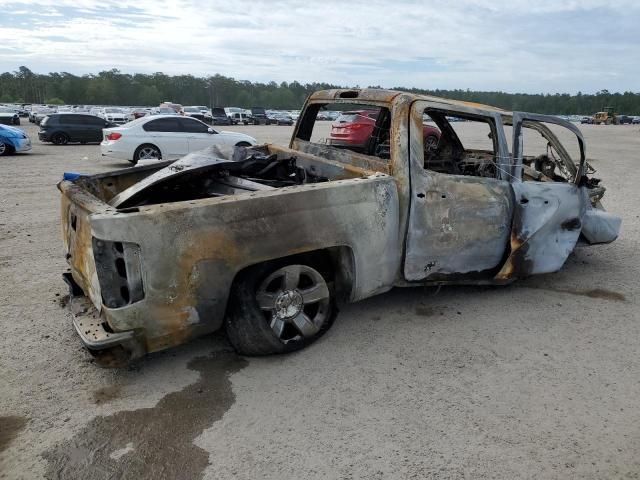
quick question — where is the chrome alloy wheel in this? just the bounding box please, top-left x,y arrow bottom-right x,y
138,146 -> 160,160
255,265 -> 331,343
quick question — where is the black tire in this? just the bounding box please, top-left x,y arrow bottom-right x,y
0,140 -> 8,156
52,132 -> 69,145
134,144 -> 161,163
13,118 -> 20,126
225,261 -> 337,356
235,141 -> 251,147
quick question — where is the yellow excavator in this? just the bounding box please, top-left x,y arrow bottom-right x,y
592,107 -> 619,125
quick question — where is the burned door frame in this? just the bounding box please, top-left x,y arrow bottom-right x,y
495,112 -> 587,279
403,100 -> 514,282
509,112 -> 586,183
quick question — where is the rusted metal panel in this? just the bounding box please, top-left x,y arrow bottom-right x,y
59,184 -> 109,310
308,88 -> 403,104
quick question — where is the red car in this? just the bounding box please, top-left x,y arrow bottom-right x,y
329,110 -> 378,149
329,110 -> 440,152
132,110 -> 149,119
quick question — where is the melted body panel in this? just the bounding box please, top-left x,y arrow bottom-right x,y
496,182 -> 584,279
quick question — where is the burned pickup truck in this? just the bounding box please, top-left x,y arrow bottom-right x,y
59,89 -> 621,365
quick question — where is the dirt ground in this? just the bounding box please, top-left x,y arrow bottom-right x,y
1,120 -> 639,480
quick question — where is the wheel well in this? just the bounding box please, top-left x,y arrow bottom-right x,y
235,141 -> 251,147
231,246 -> 355,303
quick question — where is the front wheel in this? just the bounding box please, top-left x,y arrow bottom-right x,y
226,263 -> 337,355
235,141 -> 251,147
0,140 -> 8,156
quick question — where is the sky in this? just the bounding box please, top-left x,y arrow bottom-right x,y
0,0 -> 638,93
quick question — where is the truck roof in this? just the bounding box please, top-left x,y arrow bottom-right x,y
308,88 -> 507,114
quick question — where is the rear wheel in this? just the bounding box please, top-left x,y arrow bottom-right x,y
226,262 -> 337,355
52,133 -> 69,145
134,144 -> 161,162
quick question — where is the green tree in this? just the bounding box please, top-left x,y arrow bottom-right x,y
44,97 -> 64,105
1,66 -> 639,114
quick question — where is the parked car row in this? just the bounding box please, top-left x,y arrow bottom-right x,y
0,111 -> 259,165
2,106 -> 438,161
0,107 -> 21,125
6,101 -> 305,128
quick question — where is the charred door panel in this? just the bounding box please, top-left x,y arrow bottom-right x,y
496,182 -> 584,279
404,172 -> 513,280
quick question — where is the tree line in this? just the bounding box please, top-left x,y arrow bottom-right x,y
1,66 -> 640,115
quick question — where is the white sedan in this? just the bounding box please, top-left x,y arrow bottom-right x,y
100,115 -> 258,164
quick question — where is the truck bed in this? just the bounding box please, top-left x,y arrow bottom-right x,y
58,144 -> 401,356
70,144 -> 379,206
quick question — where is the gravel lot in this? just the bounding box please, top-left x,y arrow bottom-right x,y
1,120 -> 639,479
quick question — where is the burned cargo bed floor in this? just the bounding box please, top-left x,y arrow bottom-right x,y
110,148 -> 330,209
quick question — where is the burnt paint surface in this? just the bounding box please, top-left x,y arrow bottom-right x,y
405,173 -> 513,280
44,352 -> 247,480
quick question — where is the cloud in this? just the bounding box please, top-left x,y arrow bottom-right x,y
0,0 -> 638,93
